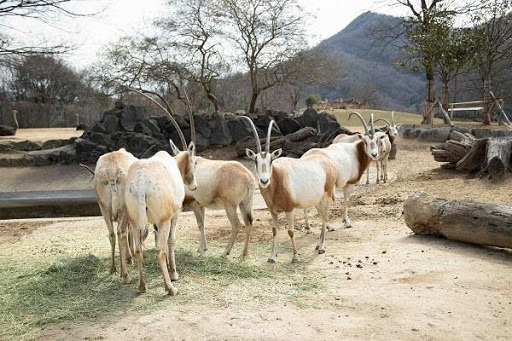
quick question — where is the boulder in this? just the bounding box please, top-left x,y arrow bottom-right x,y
119,105 -> 151,131
103,114 -> 119,134
75,138 -> 99,153
88,133 -> 111,147
193,114 -> 212,139
228,118 -> 256,142
318,112 -> 340,133
12,140 -> 42,151
277,117 -> 302,135
91,122 -> 107,134
41,139 -> 64,150
296,108 -> 321,128
76,123 -> 88,131
418,127 -> 451,142
134,122 -> 153,136
209,112 -> 232,146
143,117 -> 161,137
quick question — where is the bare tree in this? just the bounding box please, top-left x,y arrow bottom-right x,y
95,35 -> 194,117
219,0 -> 307,113
156,0 -> 227,112
0,0 -> 91,56
470,0 -> 512,124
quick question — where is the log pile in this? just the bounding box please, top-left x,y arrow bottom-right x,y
431,129 -> 512,181
404,192 -> 512,249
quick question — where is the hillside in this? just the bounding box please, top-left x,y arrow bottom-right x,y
313,11 -> 425,113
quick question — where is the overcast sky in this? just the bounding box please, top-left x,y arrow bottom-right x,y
7,0 -> 406,70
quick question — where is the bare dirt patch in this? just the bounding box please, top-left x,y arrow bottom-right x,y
1,137 -> 511,340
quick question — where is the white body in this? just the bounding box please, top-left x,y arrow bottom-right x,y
123,148 -> 194,295
303,137 -> 377,229
93,148 -> 138,275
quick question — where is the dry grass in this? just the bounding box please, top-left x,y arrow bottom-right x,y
330,109 -> 506,129
0,236 -> 322,341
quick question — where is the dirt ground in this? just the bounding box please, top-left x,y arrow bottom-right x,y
1,136 -> 512,341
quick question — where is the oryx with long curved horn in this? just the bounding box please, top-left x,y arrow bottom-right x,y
245,117 -> 338,262
302,111 -> 383,229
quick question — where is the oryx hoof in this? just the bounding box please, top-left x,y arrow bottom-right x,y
138,283 -> 147,293
327,226 -> 336,232
318,249 -> 325,255
123,274 -> 132,284
168,286 -> 179,296
110,266 -> 117,275
291,258 -> 299,264
315,245 -> 320,250
170,271 -> 179,281
267,258 -> 276,263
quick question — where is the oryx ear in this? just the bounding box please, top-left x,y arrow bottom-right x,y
379,134 -> 387,140
187,141 -> 196,156
396,124 -> 402,130
355,132 -> 364,140
271,148 -> 282,160
246,148 -> 257,160
169,139 -> 180,156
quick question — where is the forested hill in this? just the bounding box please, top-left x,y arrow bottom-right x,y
313,11 -> 425,112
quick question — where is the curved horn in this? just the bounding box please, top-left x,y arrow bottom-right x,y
374,118 -> 391,126
240,116 -> 262,154
117,82 -> 187,150
370,113 -> 375,136
348,111 -> 369,135
266,120 -> 278,154
391,111 -> 395,125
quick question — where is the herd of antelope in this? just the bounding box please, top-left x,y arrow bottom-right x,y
88,111 -> 400,295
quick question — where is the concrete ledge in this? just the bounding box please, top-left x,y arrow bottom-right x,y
0,190 -> 100,219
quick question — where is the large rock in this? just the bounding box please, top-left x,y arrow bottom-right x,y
228,118 -> 256,142
318,112 -> 340,133
91,122 -> 107,134
88,132 -> 111,147
418,127 -> 451,142
119,105 -> 151,131
11,140 -> 42,151
75,138 -> 99,153
103,114 -> 119,134
209,112 -> 232,146
296,108 -> 321,128
277,117 -> 302,135
134,122 -> 153,136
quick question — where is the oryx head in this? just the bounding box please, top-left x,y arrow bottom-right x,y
349,111 -> 379,161
241,117 -> 282,189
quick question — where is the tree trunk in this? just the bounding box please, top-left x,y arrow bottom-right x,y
441,81 -> 450,111
248,91 -> 259,113
422,66 -> 435,125
206,92 -> 220,113
482,77 -> 491,125
456,138 -> 488,172
404,192 -> 512,249
483,137 -> 512,182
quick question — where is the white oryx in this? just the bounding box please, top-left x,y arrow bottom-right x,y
92,148 -> 138,275
302,111 -> 382,229
244,118 -> 338,263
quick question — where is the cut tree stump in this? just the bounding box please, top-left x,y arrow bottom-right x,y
404,192 -> 512,249
483,137 -> 512,182
456,138 -> 488,171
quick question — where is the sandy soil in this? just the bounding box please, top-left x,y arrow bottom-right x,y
2,137 -> 512,340
0,128 -> 82,142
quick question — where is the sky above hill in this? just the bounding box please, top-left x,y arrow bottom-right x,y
6,0 -> 406,69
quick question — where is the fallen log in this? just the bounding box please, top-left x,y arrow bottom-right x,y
456,138 -> 488,172
404,192 -> 512,249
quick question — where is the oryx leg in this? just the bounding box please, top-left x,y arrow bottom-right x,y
117,212 -> 132,283
286,212 -> 299,263
315,196 -> 330,254
99,203 -> 117,274
341,185 -> 354,229
267,213 -> 280,263
190,201 -> 207,256
239,199 -> 253,259
157,220 -> 178,296
222,204 -> 242,257
167,216 -> 179,283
